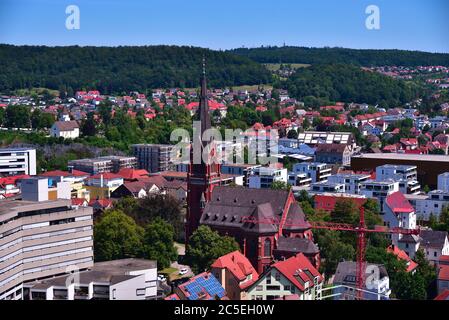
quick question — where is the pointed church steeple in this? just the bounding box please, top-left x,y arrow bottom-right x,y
198,55 -> 211,135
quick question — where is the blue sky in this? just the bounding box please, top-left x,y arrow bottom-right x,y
0,0 -> 448,52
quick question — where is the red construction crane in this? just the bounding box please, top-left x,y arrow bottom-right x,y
242,207 -> 420,300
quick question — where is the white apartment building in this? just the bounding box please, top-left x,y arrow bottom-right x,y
375,165 -> 421,195
438,172 -> 449,193
327,173 -> 371,195
0,148 -> 37,176
0,178 -> 94,300
26,259 -> 158,300
249,167 -> 288,189
310,181 -> 345,195
406,190 -> 449,221
292,162 -> 331,183
360,180 -> 400,213
287,172 -> 312,188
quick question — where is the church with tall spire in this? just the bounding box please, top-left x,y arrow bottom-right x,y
185,58 -> 222,244
185,59 -> 319,275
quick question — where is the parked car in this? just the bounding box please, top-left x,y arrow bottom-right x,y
157,274 -> 167,282
179,268 -> 188,275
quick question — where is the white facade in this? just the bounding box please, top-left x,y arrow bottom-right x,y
292,162 -> 331,183
375,165 -> 420,195
406,191 -> 449,221
360,180 -> 399,213
327,173 -> 371,195
310,181 -> 345,194
249,167 -> 287,189
50,122 -> 80,139
0,148 -> 36,176
438,173 -> 449,193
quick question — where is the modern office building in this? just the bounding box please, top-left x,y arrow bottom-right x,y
25,259 -> 158,300
0,178 -> 94,300
352,153 -> 449,189
359,180 -> 400,213
406,190 -> 449,221
292,162 -> 332,183
438,172 -> 449,193
248,167 -> 288,189
309,181 -> 345,194
132,144 -> 174,173
68,156 -> 136,175
0,148 -> 36,177
221,164 -> 261,186
327,173 -> 371,195
375,165 -> 421,195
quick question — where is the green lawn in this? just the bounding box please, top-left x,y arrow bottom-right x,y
264,63 -> 311,71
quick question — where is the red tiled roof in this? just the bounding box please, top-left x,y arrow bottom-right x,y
40,170 -> 71,177
387,245 -> 418,273
211,250 -> 259,288
88,173 -> 123,180
71,198 -> 87,206
0,174 -> 30,186
385,191 -> 414,214
88,198 -> 113,207
116,168 -> 149,180
438,265 -> 449,281
435,290 -> 449,300
271,253 -> 322,292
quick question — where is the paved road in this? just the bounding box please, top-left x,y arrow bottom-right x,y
170,261 -> 194,278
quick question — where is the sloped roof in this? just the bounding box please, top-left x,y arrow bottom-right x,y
275,237 -> 319,255
438,265 -> 449,281
316,143 -> 348,154
211,250 -> 259,288
116,168 -> 149,180
387,245 -> 418,273
53,120 -> 79,131
385,191 -> 414,214
420,230 -> 448,249
271,253 -> 322,292
200,186 -> 306,235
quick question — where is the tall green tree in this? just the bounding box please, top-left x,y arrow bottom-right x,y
186,226 -> 240,273
94,209 -> 144,262
143,217 -> 178,269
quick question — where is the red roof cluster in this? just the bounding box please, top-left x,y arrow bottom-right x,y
211,250 -> 259,290
387,245 -> 418,273
271,253 -> 322,292
385,191 -> 414,214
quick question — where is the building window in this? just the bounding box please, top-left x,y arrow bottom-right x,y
136,289 -> 146,296
256,285 -> 263,291
275,273 -> 281,281
264,238 -> 271,257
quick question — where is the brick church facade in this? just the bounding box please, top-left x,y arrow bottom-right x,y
186,64 -> 319,274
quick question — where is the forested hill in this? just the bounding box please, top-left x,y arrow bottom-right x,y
230,46 -> 449,66
0,45 -> 271,93
285,64 -> 422,108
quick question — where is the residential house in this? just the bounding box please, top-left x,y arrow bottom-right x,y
315,144 -> 352,166
50,121 -> 80,139
165,272 -> 227,300
246,253 -> 323,301
332,261 -> 390,300
211,251 -> 259,300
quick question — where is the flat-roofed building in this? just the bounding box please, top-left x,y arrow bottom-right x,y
405,190 -> 449,221
0,178 -> 94,300
0,148 -> 36,177
375,164 -> 421,195
132,144 -> 174,173
25,259 -> 157,300
248,167 -> 288,189
360,180 -> 399,213
297,131 -> 355,148
68,156 -> 136,175
352,153 -> 449,189
327,173 -> 371,195
292,162 -> 331,183
310,181 -> 345,195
